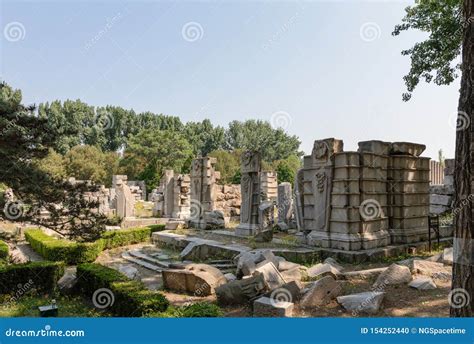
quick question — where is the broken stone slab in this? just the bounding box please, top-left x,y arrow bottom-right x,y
342,267 -> 387,280
263,281 -> 302,303
373,264 -> 412,289
323,257 -> 344,272
255,229 -> 273,243
442,247 -> 453,266
278,260 -> 302,272
409,277 -> 437,290
224,273 -> 236,282
253,296 -> 294,317
162,263 -> 227,296
425,252 -> 443,263
337,291 -> 385,315
307,263 -> 342,280
216,273 -> 267,305
412,260 -> 447,277
179,240 -> 247,261
280,266 -> 304,283
255,261 -> 287,290
235,250 -> 279,277
390,142 -> 426,157
300,276 -> 341,308
165,221 -> 185,230
118,264 -> 139,280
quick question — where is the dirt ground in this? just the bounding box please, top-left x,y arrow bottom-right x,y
95,243 -> 452,318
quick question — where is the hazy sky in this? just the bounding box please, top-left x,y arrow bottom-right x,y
1,0 -> 460,159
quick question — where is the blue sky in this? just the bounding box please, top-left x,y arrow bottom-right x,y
0,0 -> 460,159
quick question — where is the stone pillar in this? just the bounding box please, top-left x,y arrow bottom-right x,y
116,179 -> 135,218
277,182 -> 293,230
172,174 -> 191,219
190,157 -> 219,228
235,151 -> 262,236
388,142 -> 430,244
260,172 -> 278,202
162,170 -> 175,217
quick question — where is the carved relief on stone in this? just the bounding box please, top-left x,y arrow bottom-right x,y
316,172 -> 326,193
241,151 -> 261,174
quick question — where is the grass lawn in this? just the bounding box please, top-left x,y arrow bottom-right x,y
0,294 -> 108,317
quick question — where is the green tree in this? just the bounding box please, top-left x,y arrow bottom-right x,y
224,120 -> 301,162
272,155 -> 302,184
185,119 -> 225,156
121,128 -> 193,190
393,0 -> 462,101
0,83 -> 107,241
64,145 -> 119,187
34,149 -> 67,180
394,0 -> 472,317
208,149 -> 242,184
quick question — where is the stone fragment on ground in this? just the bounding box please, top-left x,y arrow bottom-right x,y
342,267 -> 387,280
337,291 -> 385,315
263,281 -> 302,303
442,247 -> 453,266
162,263 -> 227,296
277,260 -> 301,272
165,221 -> 185,230
300,276 -> 341,308
424,252 -> 443,263
373,263 -> 412,288
323,257 -> 344,272
224,273 -> 237,282
254,229 -> 273,243
412,260 -> 448,277
253,296 -> 294,317
307,263 -> 341,280
409,277 -> 437,290
216,273 -> 267,305
58,266 -> 77,294
235,250 -> 279,277
255,261 -> 286,290
118,264 -> 139,280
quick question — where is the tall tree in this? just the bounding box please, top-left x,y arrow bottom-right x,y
452,0 -> 473,317
0,83 -> 107,241
185,119 -> 225,156
395,0 -> 472,316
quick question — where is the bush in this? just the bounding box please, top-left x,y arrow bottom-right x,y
0,240 -> 9,260
147,302 -> 223,318
101,227 -> 151,249
25,229 -> 104,264
0,261 -> 65,294
76,263 -> 169,317
147,224 -> 166,233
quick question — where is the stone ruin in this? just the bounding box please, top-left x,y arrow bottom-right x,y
430,159 -> 454,216
115,177 -> 135,218
112,175 -> 146,202
151,170 -> 191,219
291,138 -> 445,252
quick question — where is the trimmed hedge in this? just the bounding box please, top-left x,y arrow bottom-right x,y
0,261 -> 65,294
0,240 -> 9,260
25,225 -> 162,264
148,302 -> 223,318
76,263 -> 169,317
25,229 -> 104,264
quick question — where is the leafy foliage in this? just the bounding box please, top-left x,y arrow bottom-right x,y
393,0 -> 462,101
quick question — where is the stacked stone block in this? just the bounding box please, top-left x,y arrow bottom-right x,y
260,172 -> 278,202
387,143 -> 430,244
429,159 -> 454,215
172,174 -> 191,219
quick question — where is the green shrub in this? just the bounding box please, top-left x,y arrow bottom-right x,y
25,229 -> 104,264
0,240 -> 9,260
146,302 -> 223,318
76,263 -> 169,317
181,302 -> 223,317
101,227 -> 151,249
147,224 -> 166,233
0,261 -> 65,294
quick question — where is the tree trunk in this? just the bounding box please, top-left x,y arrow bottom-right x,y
451,0 -> 474,317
